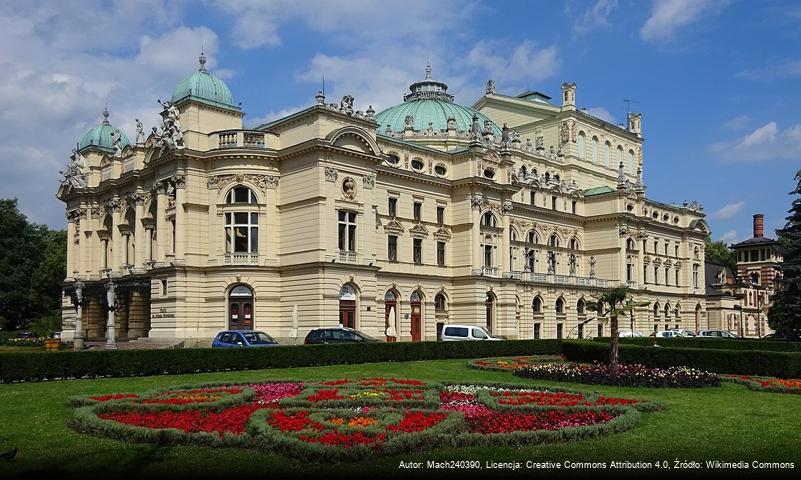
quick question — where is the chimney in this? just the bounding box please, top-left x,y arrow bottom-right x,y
753,213 -> 764,238
561,82 -> 576,111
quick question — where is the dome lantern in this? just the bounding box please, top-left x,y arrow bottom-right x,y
170,52 -> 240,111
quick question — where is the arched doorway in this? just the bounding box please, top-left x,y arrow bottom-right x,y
410,290 -> 423,342
339,284 -> 357,329
485,292 -> 496,334
228,285 -> 254,330
384,290 -> 398,342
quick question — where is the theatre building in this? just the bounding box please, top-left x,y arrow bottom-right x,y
58,55 -> 710,347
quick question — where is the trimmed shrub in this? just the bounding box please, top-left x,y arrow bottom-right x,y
593,336 -> 801,352
562,340 -> 801,378
0,339 -> 562,383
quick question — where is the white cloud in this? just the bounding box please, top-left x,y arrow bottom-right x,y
573,0 -> 618,34
714,201 -> 744,220
586,107 -> 616,124
737,59 -> 801,81
718,230 -> 738,243
465,41 -> 560,86
723,115 -> 749,130
708,121 -> 801,161
640,0 -> 730,42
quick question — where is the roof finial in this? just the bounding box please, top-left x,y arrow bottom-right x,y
102,105 -> 110,125
425,62 -> 432,80
198,50 -> 207,72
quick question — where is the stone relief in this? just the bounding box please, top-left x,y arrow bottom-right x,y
60,146 -> 87,191
325,167 -> 338,183
362,174 -> 375,190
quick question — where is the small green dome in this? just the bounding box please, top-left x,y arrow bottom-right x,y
171,53 -> 239,110
374,65 -> 501,137
78,108 -> 131,152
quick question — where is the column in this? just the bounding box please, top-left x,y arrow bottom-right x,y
106,281 -> 117,350
173,174 -> 187,261
134,195 -> 146,269
145,227 -> 154,263
111,201 -> 123,271
73,281 -> 85,350
66,214 -> 77,277
155,183 -> 168,262
500,203 -> 511,273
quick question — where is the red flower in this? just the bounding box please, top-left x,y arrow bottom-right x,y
90,393 -> 139,402
267,410 -> 324,432
306,389 -> 344,402
387,411 -> 447,432
99,404 -> 263,436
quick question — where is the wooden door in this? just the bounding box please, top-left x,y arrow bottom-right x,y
229,303 -> 242,330
339,300 -> 356,329
385,302 -> 397,342
410,302 -> 422,342
485,299 -> 494,334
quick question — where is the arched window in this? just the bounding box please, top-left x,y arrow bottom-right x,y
527,230 -> 539,244
555,297 -> 565,314
435,293 -> 446,311
628,150 -> 635,174
617,146 -> 623,168
653,303 -> 660,318
226,186 -> 257,204
525,249 -> 535,272
591,136 -> 599,163
510,229 -> 518,242
385,290 -> 397,301
569,238 -> 579,250
604,141 -> 611,167
674,305 -> 681,318
481,212 -> 497,228
626,238 -> 636,251
664,303 -> 670,319
532,296 -> 543,313
577,132 -> 586,159
577,299 -> 585,315
410,290 -> 423,303
549,234 -> 560,248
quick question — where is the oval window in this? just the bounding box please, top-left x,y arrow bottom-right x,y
434,164 -> 447,176
626,204 -> 634,212
386,154 -> 400,165
663,214 -> 670,222
411,158 -> 424,171
483,169 -> 495,179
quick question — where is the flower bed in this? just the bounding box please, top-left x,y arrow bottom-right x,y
720,374 -> 801,394
70,377 -> 657,461
469,355 -> 566,372
514,362 -> 720,388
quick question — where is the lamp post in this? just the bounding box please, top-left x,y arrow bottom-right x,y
105,280 -> 117,350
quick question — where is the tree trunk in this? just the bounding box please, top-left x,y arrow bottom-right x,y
609,314 -> 619,370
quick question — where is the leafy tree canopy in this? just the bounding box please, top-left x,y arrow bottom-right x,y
769,170 -> 801,340
705,236 -> 737,273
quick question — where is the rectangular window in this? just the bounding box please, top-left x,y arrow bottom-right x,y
597,324 -> 603,337
436,206 -> 444,225
388,198 -> 397,217
693,265 -> 699,288
665,267 -> 670,286
653,241 -> 658,253
413,202 -> 422,222
161,279 -> 168,296
654,266 -> 659,285
551,196 -> 557,210
533,323 -> 541,339
664,243 -> 668,256
675,245 -> 679,257
626,264 -> 633,282
338,211 -> 357,252
531,192 -> 536,206
571,201 -> 577,214
556,324 -> 563,339
413,238 -> 422,264
388,235 -> 397,261
750,250 -> 758,262
675,269 -> 680,286
437,241 -> 445,266
484,245 -> 493,267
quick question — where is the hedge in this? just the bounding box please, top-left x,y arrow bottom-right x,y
0,339 -> 562,383
563,340 -> 801,378
593,336 -> 801,352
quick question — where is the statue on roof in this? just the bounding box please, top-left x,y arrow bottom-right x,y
60,146 -> 87,190
469,115 -> 482,143
404,115 -> 415,130
135,118 -> 145,145
156,99 -> 185,150
110,129 -> 123,157
339,95 -> 354,116
486,79 -> 495,95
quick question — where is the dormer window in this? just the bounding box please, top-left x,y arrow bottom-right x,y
483,168 -> 495,179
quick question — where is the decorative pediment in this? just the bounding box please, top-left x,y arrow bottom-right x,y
434,226 -> 452,240
384,219 -> 405,234
207,173 -> 279,194
409,223 -> 429,237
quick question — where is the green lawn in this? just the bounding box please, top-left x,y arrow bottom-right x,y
1,359 -> 799,479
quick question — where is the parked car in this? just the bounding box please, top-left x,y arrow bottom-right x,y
304,327 -> 381,345
650,330 -> 681,338
16,331 -> 35,339
669,329 -> 697,337
212,330 -> 279,348
440,325 -> 501,341
762,333 -> 794,341
618,329 -> 646,337
698,329 -> 739,339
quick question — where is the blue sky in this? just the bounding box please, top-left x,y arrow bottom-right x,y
1,0 -> 799,244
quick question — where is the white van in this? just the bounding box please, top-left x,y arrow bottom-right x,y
440,325 -> 501,341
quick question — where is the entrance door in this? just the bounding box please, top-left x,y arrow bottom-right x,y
228,285 -> 254,330
384,290 -> 398,342
339,300 -> 356,328
410,302 -> 422,342
485,293 -> 494,334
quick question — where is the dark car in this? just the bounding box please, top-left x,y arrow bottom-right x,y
304,327 -> 381,345
212,330 -> 279,348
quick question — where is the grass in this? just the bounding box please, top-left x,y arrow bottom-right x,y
1,359 -> 800,479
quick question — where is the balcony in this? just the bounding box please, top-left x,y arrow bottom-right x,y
223,253 -> 260,266
472,266 -> 500,277
216,130 -> 267,149
505,271 -> 612,288
339,251 -> 358,263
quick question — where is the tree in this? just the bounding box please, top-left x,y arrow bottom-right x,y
769,170 -> 801,340
0,199 -> 66,331
705,236 -> 737,273
587,285 -> 650,368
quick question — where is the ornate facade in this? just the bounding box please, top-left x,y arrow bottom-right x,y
58,57 -> 710,347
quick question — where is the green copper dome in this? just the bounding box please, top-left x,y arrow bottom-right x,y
78,108 -> 131,152
374,65 -> 501,137
171,53 -> 239,110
